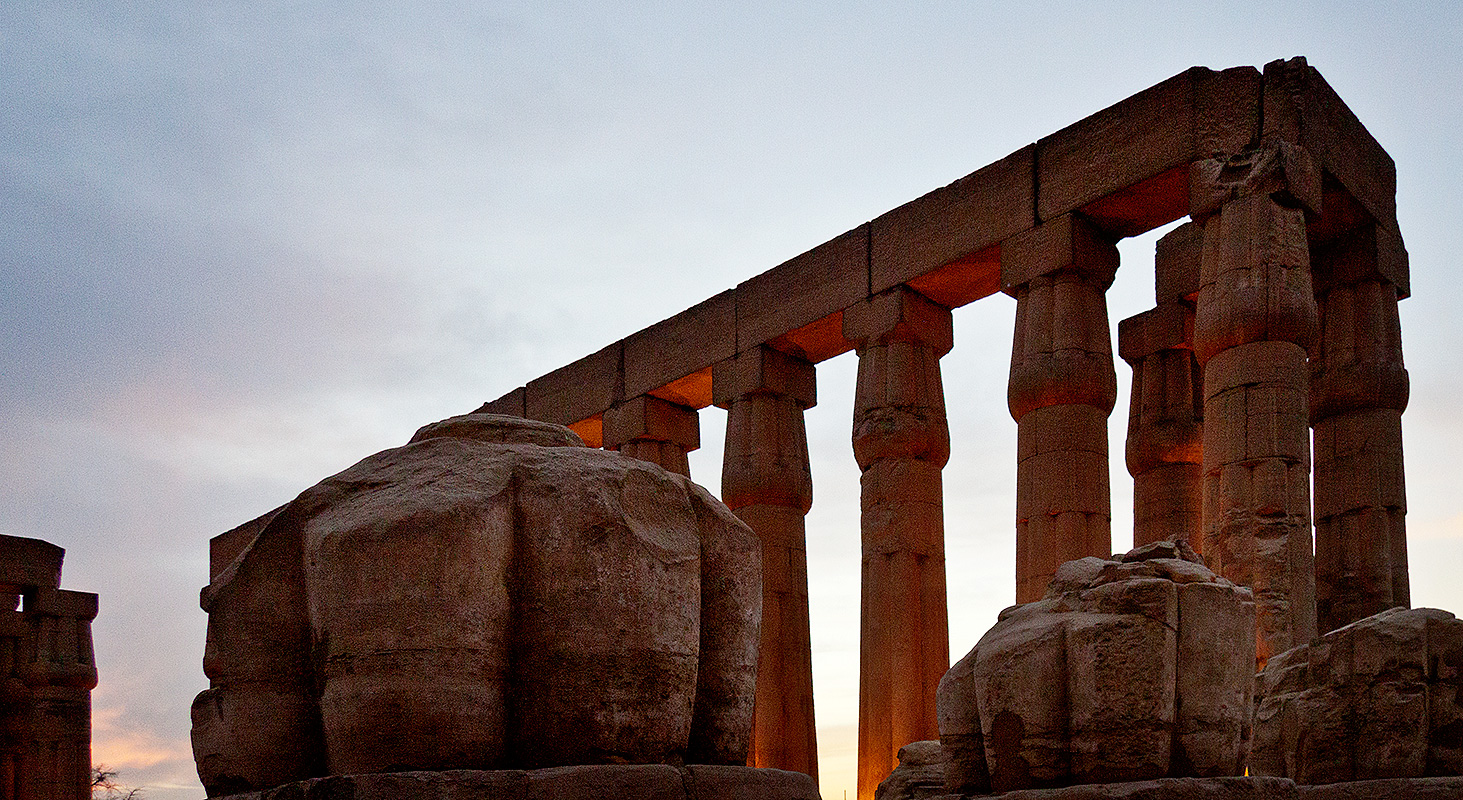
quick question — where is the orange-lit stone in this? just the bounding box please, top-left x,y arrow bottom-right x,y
845,287 -> 952,799
714,346 -> 819,780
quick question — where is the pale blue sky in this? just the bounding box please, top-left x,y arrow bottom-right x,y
2,3 -> 1461,798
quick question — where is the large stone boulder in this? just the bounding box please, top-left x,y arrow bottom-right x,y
874,741 -> 946,800
191,414 -> 762,796
937,541 -> 1255,795
1251,606 -> 1463,784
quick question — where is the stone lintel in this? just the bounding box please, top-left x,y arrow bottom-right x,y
602,395 -> 701,452
871,145 -> 1035,298
712,346 -> 816,410
624,290 -> 736,403
1262,56 -> 1399,230
0,534 -> 64,591
1038,65 -> 1261,230
525,343 -> 622,427
842,286 -> 954,354
30,587 -> 98,620
1001,213 -> 1119,295
737,226 -> 867,354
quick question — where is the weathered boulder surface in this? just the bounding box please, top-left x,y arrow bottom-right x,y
1252,606 -> 1463,784
204,764 -> 821,800
1297,776 -> 1463,799
192,414 -> 762,796
875,741 -> 947,800
928,776 -> 1298,799
937,541 -> 1255,795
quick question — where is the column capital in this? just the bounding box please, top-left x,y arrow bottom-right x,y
712,346 -> 816,410
842,286 -> 953,355
601,395 -> 700,452
1191,192 -> 1318,364
1188,138 -> 1321,223
1000,213 -> 1118,296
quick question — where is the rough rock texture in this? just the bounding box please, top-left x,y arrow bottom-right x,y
206,765 -> 822,800
875,741 -> 947,800
937,542 -> 1255,796
1299,776 -> 1463,799
1252,606 -> 1463,784
928,776 -> 1298,799
192,414 -> 762,796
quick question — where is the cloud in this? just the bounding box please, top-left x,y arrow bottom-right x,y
93,706 -> 192,771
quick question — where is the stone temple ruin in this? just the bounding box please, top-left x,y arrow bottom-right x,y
189,57 -> 1462,800
0,535 -> 98,800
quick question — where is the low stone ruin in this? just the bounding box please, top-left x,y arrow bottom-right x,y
191,414 -> 819,799
1253,606 -> 1463,784
874,741 -> 946,800
936,542 -> 1256,795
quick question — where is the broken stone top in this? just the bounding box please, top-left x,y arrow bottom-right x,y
408,412 -> 587,448
193,415 -> 761,795
1037,538 -> 1236,605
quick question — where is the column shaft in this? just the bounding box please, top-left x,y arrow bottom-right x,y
1310,224 -> 1410,632
1191,148 -> 1320,666
714,347 -> 817,779
1120,306 -> 1202,549
845,288 -> 951,800
1003,214 -> 1119,603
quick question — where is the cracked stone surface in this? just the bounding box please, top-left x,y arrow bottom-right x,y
1252,606 -> 1463,784
937,541 -> 1255,795
191,413 -> 762,796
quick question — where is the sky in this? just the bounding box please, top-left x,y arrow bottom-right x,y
3,2 -> 1462,799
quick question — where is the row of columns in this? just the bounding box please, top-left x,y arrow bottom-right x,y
591,139 -> 1407,796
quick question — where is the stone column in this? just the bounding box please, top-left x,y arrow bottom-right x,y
1310,222 -> 1410,633
20,588 -> 97,800
603,395 -> 701,478
1190,140 -> 1321,666
1119,224 -> 1203,551
1002,214 -> 1119,604
843,287 -> 952,800
712,346 -> 818,779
